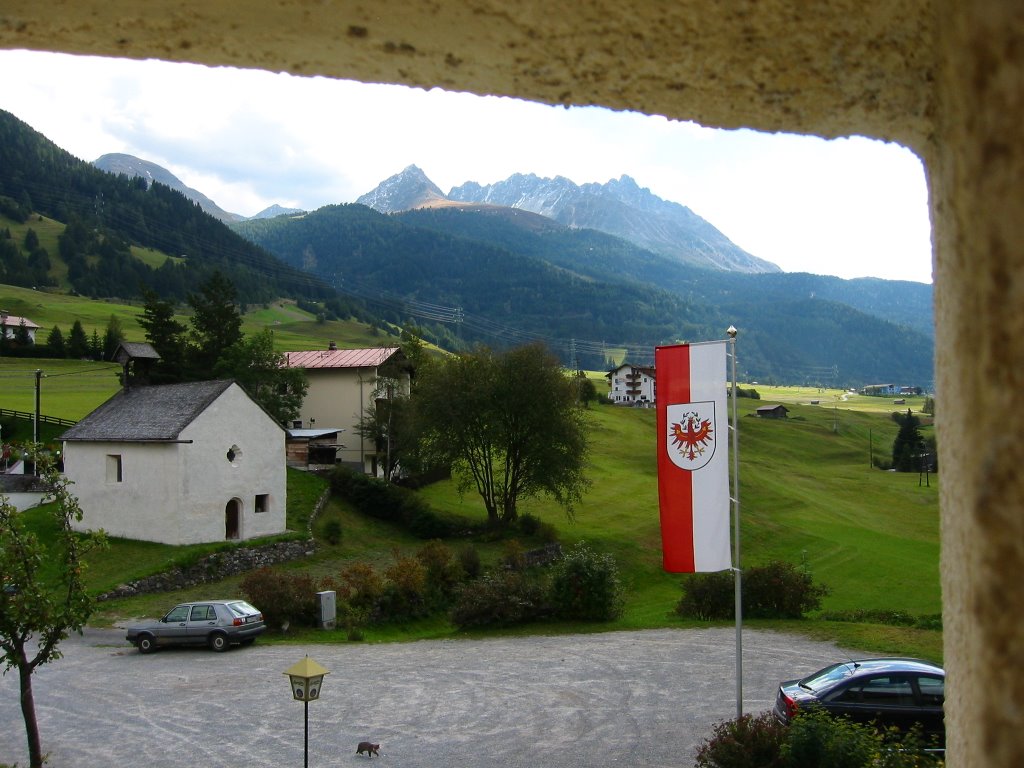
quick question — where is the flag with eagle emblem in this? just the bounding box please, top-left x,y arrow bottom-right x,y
656,341 -> 732,572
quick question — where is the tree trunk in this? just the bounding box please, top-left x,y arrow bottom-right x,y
18,648 -> 44,768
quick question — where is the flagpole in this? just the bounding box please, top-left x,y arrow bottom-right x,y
727,325 -> 742,719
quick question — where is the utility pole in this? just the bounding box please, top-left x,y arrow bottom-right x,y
33,368 -> 42,446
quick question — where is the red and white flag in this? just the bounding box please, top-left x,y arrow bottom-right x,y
656,341 -> 732,573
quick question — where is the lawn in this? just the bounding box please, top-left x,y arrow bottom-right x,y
80,397 -> 942,660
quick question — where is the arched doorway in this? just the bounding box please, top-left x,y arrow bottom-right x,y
224,498 -> 241,540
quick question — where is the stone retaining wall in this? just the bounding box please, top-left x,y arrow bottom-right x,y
98,487 -> 330,601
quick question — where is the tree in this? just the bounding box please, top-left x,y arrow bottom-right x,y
13,319 -> 32,348
46,325 -> 66,358
67,320 -> 89,359
356,375 -> 415,482
413,342 -> 589,526
102,314 -> 125,361
138,288 -> 187,382
187,270 -> 243,374
1,453 -> 106,768
892,408 -> 926,472
214,329 -> 308,425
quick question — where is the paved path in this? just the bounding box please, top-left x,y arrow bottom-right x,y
1,627 -> 853,767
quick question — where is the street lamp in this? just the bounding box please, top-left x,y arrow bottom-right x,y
284,655 -> 330,768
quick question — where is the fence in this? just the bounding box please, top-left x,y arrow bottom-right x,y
0,408 -> 77,428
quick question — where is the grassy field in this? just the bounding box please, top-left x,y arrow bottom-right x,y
0,284 -> 401,417
2,280 -> 941,659
75,396 -> 941,661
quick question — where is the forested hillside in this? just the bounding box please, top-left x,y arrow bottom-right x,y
0,110 -> 331,305
234,204 -> 934,385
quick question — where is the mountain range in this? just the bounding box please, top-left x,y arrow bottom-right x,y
0,108 -> 934,386
358,165 -> 778,274
92,153 -> 304,223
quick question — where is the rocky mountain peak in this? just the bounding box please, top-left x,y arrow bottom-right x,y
356,164 -> 447,213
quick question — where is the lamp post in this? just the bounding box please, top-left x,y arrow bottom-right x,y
284,655 -> 330,768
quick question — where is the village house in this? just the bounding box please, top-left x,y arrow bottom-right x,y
284,344 -> 409,475
606,363 -> 656,406
0,311 -> 40,344
61,379 -> 286,545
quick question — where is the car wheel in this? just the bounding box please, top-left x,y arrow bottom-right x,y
208,632 -> 229,652
137,635 -> 156,654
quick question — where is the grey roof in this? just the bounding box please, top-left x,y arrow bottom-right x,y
286,428 -> 344,439
114,341 -> 161,362
62,380 -> 236,442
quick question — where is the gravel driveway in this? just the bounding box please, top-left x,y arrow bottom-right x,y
1,627 -> 854,767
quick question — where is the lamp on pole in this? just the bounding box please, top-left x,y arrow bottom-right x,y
284,655 -> 329,768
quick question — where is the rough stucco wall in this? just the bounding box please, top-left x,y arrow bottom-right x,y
1,1 -> 932,147
6,1 -> 1024,765
931,3 -> 1024,766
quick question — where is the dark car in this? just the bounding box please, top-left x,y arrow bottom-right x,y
773,657 -> 945,746
125,599 -> 266,653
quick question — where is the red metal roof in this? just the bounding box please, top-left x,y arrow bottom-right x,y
285,347 -> 400,370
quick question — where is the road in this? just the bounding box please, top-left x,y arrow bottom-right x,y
1,627 -> 853,767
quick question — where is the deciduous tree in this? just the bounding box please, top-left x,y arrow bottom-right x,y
0,453 -> 106,768
215,329 -> 307,425
413,342 -> 589,526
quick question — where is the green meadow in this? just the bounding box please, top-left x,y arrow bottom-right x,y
2,281 -> 941,659
72,396 -> 940,661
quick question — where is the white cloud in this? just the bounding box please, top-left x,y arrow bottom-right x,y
0,49 -> 933,283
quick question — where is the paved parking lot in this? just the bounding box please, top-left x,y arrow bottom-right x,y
1,627 -> 852,767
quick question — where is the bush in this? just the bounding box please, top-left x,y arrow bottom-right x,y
339,561 -> 385,614
676,561 -> 828,621
322,518 -> 343,545
781,709 -> 880,768
694,710 -> 944,768
548,541 -> 624,621
457,544 -> 482,580
744,561 -> 828,619
240,567 -> 320,629
416,539 -> 465,601
676,570 -> 735,620
694,712 -> 787,768
329,465 -> 456,538
450,570 -> 550,629
379,551 -> 429,620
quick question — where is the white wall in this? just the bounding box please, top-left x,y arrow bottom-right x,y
65,383 -> 286,545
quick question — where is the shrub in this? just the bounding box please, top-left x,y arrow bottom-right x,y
450,570 -> 550,629
694,712 -> 787,768
416,539 -> 465,601
744,561 -> 828,619
329,465 -> 456,538
380,551 -> 429,620
457,544 -> 482,580
676,561 -> 828,621
340,561 -> 385,614
500,538 -> 527,570
240,567 -> 320,629
322,518 -> 343,545
676,570 -> 735,620
548,541 -> 624,621
781,709 -> 879,768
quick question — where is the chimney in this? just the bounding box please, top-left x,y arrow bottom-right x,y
328,341 -> 337,351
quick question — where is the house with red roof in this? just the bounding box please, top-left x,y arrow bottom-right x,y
0,310 -> 41,344
284,343 -> 409,474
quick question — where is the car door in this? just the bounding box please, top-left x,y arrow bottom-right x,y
185,604 -> 220,643
825,674 -> 921,732
912,673 -> 946,745
157,604 -> 192,643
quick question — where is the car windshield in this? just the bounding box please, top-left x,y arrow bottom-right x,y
800,662 -> 858,691
226,601 -> 258,617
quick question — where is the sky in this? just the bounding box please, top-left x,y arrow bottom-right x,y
0,49 -> 933,284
